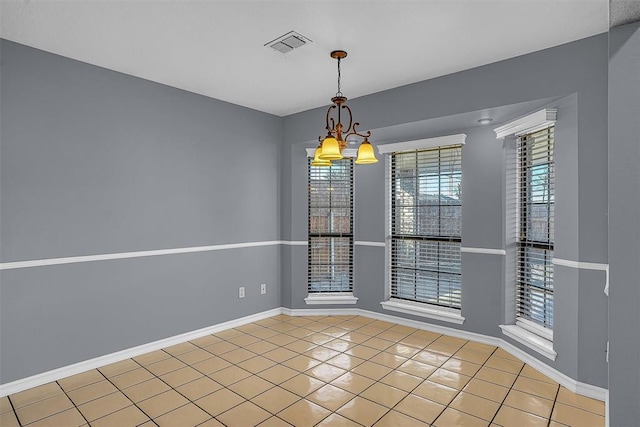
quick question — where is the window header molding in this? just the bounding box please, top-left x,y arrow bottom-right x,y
377,133 -> 466,154
494,108 -> 557,139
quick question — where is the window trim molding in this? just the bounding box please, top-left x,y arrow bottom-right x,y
514,127 -> 555,333
307,158 -> 354,297
305,292 -> 359,305
517,317 -> 554,341
499,324 -> 557,361
499,115 -> 557,349
381,298 -> 465,324
383,140 -> 464,315
494,108 -> 557,139
377,133 -> 466,154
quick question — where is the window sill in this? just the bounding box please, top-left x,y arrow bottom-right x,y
305,293 -> 359,305
499,324 -> 557,361
380,299 -> 465,325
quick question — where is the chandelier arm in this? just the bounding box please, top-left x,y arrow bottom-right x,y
324,105 -> 337,133
328,117 -> 336,133
346,123 -> 372,140
341,105 -> 354,135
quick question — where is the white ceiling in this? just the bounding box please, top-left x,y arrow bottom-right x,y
0,0 -> 609,117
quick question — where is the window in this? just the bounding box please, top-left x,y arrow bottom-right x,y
496,109 -> 556,359
516,126 -> 555,335
307,158 -> 354,296
389,145 -> 462,310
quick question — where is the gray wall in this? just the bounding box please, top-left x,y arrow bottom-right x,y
282,34 -> 609,388
608,20 -> 640,426
0,40 -> 283,382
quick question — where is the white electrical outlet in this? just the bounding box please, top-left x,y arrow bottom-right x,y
239,287 -> 245,298
261,283 -> 267,294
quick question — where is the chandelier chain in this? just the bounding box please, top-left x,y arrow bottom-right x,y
336,57 -> 343,97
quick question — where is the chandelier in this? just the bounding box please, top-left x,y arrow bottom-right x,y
312,50 -> 378,166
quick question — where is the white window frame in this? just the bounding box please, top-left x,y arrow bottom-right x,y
495,109 -> 557,360
378,134 -> 466,324
305,148 -> 358,305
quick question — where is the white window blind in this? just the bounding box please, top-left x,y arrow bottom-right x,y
308,158 -> 354,293
517,126 -> 555,330
390,145 -> 462,309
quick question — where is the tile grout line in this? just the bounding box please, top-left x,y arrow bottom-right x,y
487,359 -> 526,426
429,344 -> 499,426
304,317 -> 415,425
54,378 -> 91,426
304,316 -> 394,426
547,382 -> 562,427
193,323 -> 313,424
253,316 -> 364,426
186,317 -> 345,425
319,317 -> 486,426
355,320 -> 501,425
205,322 -> 450,423
355,332 -> 447,426
272,315 -> 388,426
286,316 -> 444,426
382,331 -> 513,425
225,316 -> 424,424
6,393 -> 22,427
191,328 -> 296,424
98,357 -> 163,425
243,317 -> 343,425
225,318 -> 481,427
135,349 -> 237,426
11,380 -> 90,426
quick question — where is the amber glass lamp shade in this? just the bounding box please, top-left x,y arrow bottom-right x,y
311,145 -> 332,166
355,140 -> 378,164
318,135 -> 343,160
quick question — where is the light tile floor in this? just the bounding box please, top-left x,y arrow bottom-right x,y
1,314 -> 606,426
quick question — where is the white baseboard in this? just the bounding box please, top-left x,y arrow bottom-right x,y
0,308 -> 281,397
1,306 -> 607,407
499,339 -> 607,401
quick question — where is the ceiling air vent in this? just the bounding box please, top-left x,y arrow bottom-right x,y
265,31 -> 312,54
